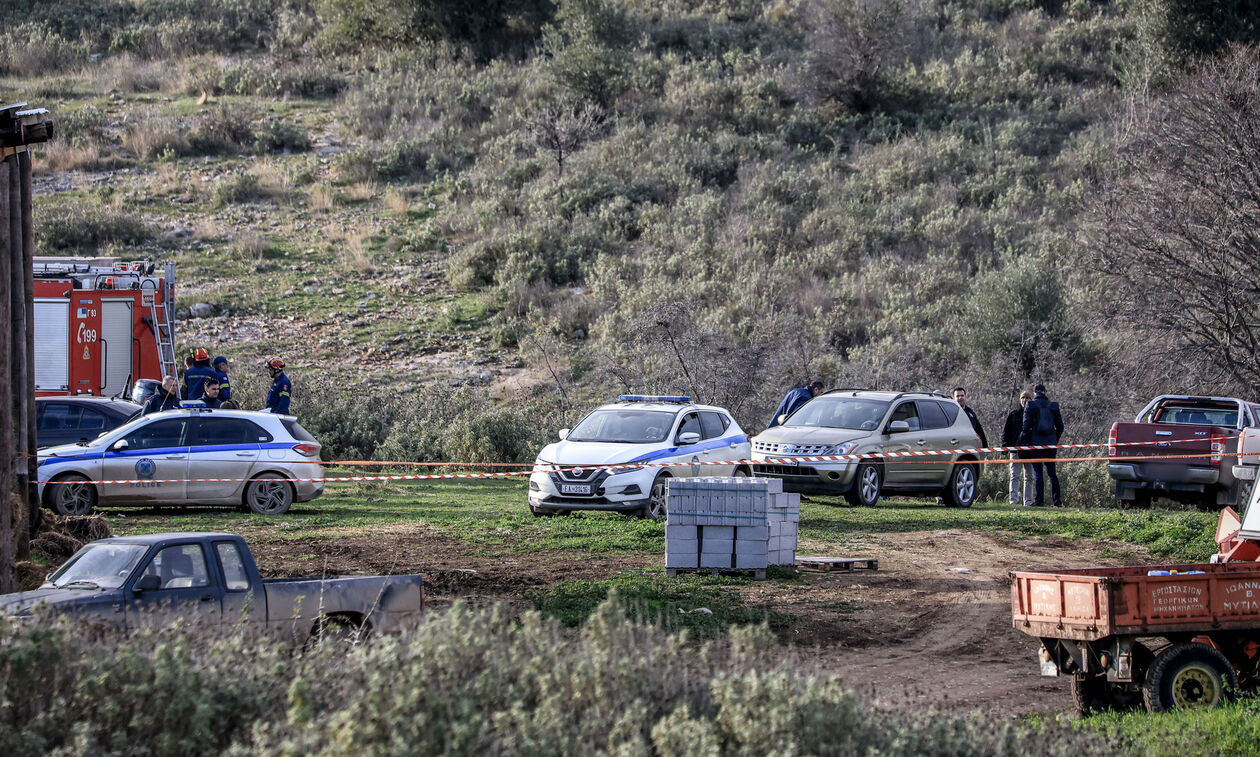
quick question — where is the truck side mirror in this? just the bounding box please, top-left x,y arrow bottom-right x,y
558,428 -> 569,441
135,575 -> 160,592
887,420 -> 910,434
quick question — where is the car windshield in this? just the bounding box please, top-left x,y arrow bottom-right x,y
45,543 -> 148,589
568,409 -> 676,443
786,398 -> 889,430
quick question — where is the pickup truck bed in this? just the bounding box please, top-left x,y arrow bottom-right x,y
1011,562 -> 1260,712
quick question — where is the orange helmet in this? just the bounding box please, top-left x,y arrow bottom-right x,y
192,347 -> 210,362
267,358 -> 285,370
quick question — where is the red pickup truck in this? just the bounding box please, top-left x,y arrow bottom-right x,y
1011,562 -> 1260,713
1108,395 -> 1260,509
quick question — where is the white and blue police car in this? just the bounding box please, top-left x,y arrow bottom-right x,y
528,396 -> 751,518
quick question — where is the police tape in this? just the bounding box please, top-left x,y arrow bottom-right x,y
38,443 -> 1231,486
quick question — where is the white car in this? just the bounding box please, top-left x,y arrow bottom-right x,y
37,404 -> 325,516
528,395 -> 751,518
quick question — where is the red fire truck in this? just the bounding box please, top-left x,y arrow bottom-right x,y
34,257 -> 176,398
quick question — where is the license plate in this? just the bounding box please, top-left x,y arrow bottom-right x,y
560,484 -> 591,495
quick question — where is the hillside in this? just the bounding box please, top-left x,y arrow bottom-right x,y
7,0 -> 1260,464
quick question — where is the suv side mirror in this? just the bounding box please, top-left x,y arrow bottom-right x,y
558,428 -> 569,441
112,439 -> 129,451
678,431 -> 701,445
135,575 -> 161,592
887,420 -> 910,434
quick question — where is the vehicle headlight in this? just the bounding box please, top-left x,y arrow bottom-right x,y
610,464 -> 643,474
826,442 -> 858,456
533,459 -> 554,471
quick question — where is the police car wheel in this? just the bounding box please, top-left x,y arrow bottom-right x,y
48,474 -> 97,516
244,474 -> 294,515
643,473 -> 671,520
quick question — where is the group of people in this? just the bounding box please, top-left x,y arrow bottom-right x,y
769,381 -> 1065,508
143,350 -> 292,417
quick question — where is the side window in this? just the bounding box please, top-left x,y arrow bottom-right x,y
214,541 -> 251,591
889,402 -> 920,432
677,413 -> 703,441
39,403 -> 79,430
122,419 -> 188,450
916,401 -> 949,430
139,544 -> 210,590
193,418 -> 270,446
79,408 -> 108,431
699,412 -> 728,440
938,401 -> 960,425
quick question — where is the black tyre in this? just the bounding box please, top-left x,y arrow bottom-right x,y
845,463 -> 882,507
243,473 -> 295,515
47,475 -> 98,516
642,473 -> 672,520
308,615 -> 370,649
733,466 -> 750,477
944,462 -> 978,508
1142,642 -> 1237,712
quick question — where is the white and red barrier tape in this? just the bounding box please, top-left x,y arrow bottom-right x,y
38,437 -> 1234,486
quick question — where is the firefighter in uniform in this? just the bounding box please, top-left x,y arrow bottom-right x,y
265,358 -> 292,414
184,348 -> 219,401
212,355 -> 232,401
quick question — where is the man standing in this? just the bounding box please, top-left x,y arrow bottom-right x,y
265,358 -> 292,414
1021,383 -> 1064,507
184,348 -> 219,401
953,386 -> 988,447
143,376 -> 182,415
1002,390 -> 1034,506
767,380 -> 824,429
198,379 -> 224,408
212,355 -> 232,402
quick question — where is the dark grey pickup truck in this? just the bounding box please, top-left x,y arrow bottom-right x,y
0,533 -> 424,642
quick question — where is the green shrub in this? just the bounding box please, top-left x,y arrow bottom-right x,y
34,201 -> 151,253
212,171 -> 268,206
253,119 -> 311,154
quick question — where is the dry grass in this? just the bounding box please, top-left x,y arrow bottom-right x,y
40,142 -> 108,172
383,187 -> 411,215
122,114 -> 189,160
86,53 -> 166,93
250,158 -> 295,200
342,232 -> 377,275
343,181 -> 378,204
231,233 -> 272,264
308,184 -> 334,212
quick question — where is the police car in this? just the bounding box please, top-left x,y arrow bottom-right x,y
37,403 -> 325,517
528,396 -> 751,518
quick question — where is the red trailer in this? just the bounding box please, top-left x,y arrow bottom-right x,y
34,257 -> 176,398
1011,562 -> 1260,713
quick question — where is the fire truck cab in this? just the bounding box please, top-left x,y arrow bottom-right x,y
35,257 -> 176,398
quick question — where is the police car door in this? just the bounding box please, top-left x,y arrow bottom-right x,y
100,418 -> 189,504
673,412 -> 705,477
700,411 -> 737,475
185,417 -> 265,503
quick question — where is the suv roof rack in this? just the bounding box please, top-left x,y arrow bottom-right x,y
617,395 -> 693,404
822,387 -> 871,396
889,391 -> 950,401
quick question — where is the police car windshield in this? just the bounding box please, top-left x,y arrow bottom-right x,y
787,398 -> 889,430
568,409 -> 675,443
46,543 -> 148,589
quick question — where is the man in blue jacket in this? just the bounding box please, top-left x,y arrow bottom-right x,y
184,348 -> 219,401
767,381 -> 824,429
265,358 -> 292,414
212,355 -> 232,402
1021,383 -> 1065,507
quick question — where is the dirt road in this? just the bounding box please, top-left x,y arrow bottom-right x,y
248,525 -> 1143,716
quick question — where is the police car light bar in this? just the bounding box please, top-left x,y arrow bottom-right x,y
618,395 -> 692,403
180,400 -> 207,408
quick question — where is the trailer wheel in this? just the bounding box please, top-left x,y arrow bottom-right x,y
1142,642 -> 1237,712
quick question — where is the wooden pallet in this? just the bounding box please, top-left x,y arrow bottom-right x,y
795,556 -> 878,573
667,567 -> 766,580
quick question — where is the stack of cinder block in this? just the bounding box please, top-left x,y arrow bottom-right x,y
665,477 -> 799,574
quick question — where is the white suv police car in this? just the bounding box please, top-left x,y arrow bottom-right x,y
529,396 -> 751,518
37,403 -> 325,517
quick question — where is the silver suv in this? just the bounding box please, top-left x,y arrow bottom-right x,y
751,390 -> 982,507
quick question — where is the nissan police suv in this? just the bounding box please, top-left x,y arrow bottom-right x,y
528,396 -> 752,518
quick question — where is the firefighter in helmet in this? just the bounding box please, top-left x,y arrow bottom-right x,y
265,358 -> 291,414
185,347 -> 218,401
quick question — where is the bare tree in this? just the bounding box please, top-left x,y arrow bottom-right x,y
1086,46 -> 1260,394
527,101 -> 604,176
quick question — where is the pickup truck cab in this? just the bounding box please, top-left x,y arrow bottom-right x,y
1108,395 -> 1260,509
0,533 -> 423,642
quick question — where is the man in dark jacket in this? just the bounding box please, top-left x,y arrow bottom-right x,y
767,381 -> 824,429
1021,383 -> 1065,507
953,387 -> 987,447
212,355 -> 232,402
184,348 -> 219,402
1002,390 -> 1034,506
198,379 -> 224,409
265,358 -> 292,415
143,376 -> 182,415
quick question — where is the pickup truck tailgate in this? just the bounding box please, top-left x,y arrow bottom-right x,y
1012,563 -> 1260,641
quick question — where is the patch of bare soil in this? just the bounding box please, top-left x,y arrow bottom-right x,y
248,525 -> 1143,717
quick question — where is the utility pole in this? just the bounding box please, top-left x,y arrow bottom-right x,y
0,103 -> 52,593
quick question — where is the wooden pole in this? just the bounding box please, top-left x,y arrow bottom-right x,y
0,156 -> 13,594
19,149 -> 36,555
13,150 -> 31,559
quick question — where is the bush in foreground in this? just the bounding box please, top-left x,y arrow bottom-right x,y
0,596 -> 1110,755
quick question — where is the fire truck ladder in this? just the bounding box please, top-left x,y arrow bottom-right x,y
150,261 -> 177,380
